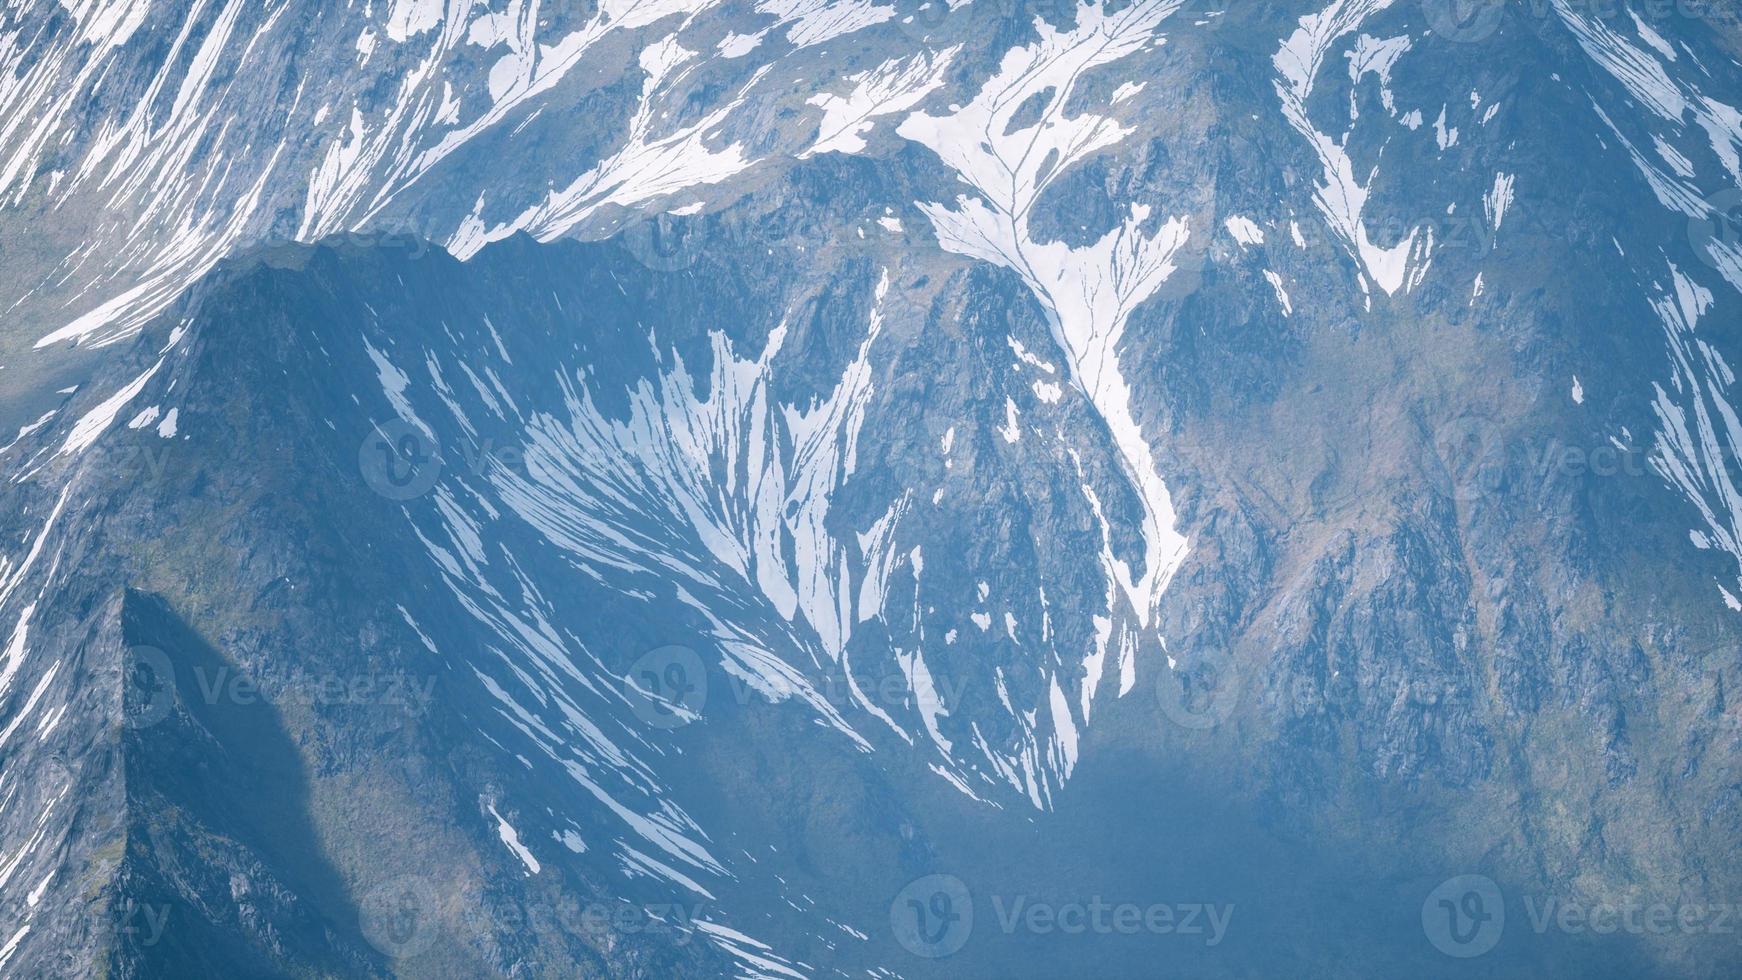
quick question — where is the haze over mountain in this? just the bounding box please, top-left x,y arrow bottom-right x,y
1,0 -> 1741,977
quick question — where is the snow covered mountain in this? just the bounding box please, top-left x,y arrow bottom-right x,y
2,0 -> 1742,976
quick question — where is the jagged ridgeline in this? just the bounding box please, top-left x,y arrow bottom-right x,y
0,1 -> 1740,978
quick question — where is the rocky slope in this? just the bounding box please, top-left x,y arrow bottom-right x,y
1,1 -> 1741,978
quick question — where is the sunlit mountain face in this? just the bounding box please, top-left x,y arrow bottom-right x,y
1,0 -> 1740,976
